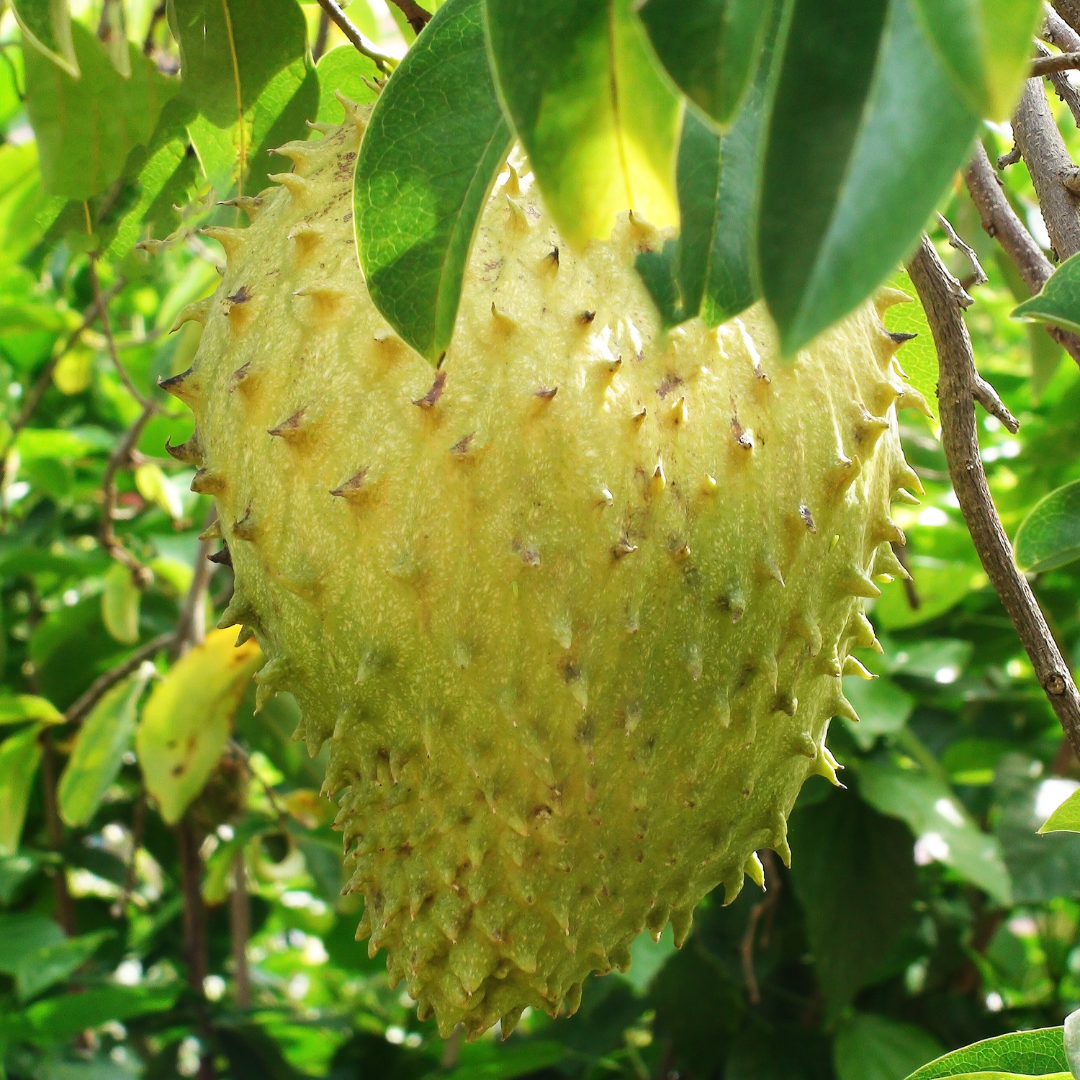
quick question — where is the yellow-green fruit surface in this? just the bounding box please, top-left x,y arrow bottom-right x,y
164,106 -> 926,1038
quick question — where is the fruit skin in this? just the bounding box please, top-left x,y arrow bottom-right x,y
164,102 -> 926,1038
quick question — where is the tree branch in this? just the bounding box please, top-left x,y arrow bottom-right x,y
1036,34 -> 1080,129
906,235 -> 1080,761
64,633 -> 173,726
100,404 -> 156,582
1053,0 -> 1080,37
964,142 -> 1080,368
1012,76 -> 1080,260
314,0 -> 396,73
387,0 -> 431,35
1032,49 -> 1080,75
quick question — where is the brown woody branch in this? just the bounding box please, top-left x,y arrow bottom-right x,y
906,235 -> 1080,761
314,0 -> 395,73
100,404 -> 155,583
963,141 -> 1080,367
388,0 -> 431,35
1032,49 -> 1080,75
64,632 -> 173,726
1053,0 -> 1080,36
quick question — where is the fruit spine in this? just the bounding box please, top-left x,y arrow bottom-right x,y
162,100 -> 927,1038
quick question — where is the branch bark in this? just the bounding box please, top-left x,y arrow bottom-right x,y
314,0 -> 396,73
906,235 -> 1080,761
40,733 -> 76,935
388,0 -> 432,35
1053,0 -> 1080,36
1031,50 -> 1080,75
963,141 -> 1080,366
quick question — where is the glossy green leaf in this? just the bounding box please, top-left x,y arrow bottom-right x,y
315,45 -> 380,124
836,1013 -> 944,1080
1013,252 -> 1080,336
23,22 -> 179,201
0,724 -> 43,856
874,557 -> 982,629
759,0 -> 979,354
11,0 -> 79,78
355,0 -> 512,362
136,627 -> 262,824
789,789 -> 918,1019
1014,480 -> 1080,573
101,562 -> 141,645
59,669 -> 152,828
904,1027 -> 1068,1080
0,695 -> 62,726
884,269 -> 938,416
636,0 -> 771,127
912,0 -> 1043,122
1039,785 -> 1080,834
444,1040 -> 565,1080
858,758 -> 1012,903
484,0 -> 683,248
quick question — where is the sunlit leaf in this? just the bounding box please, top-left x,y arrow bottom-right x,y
0,724 -> 43,856
912,0 -> 1043,122
11,0 -> 79,78
903,1027 -> 1068,1080
23,21 -> 178,200
759,0 -> 979,353
315,45 -> 379,124
883,269 -> 938,418
135,627 -> 262,824
1039,786 -> 1080,835
858,757 -> 1012,903
0,695 -> 62,726
355,0 -> 512,361
51,348 -> 93,395
1014,480 -> 1080,574
101,562 -> 141,645
135,463 -> 184,520
485,0 -> 683,247
59,668 -> 152,828
874,557 -> 982,630
636,0 -> 771,128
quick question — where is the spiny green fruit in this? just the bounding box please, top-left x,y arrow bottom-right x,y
162,100 -> 927,1038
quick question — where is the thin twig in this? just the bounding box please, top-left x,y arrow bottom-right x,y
312,7 -> 331,61
314,0 -> 396,73
87,258 -> 158,413
1032,49 -> 1080,75
740,851 -> 780,1006
100,404 -> 156,582
64,633 -> 173,726
40,733 -> 77,935
998,145 -> 1023,169
1012,76 -> 1080,260
387,0 -> 431,35
938,213 -> 988,286
1037,35 -> 1080,129
230,852 -> 252,1008
906,235 -> 1080,761
172,509 -> 219,659
963,142 -> 1080,367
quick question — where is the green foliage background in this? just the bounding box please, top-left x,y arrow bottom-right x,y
3,3 -> 1080,1080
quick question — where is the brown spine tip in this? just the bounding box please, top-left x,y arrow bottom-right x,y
330,469 -> 370,502
578,310 -> 596,325
535,386 -> 557,400
165,431 -> 203,466
270,139 -> 318,174
799,504 -> 817,532
158,368 -> 201,406
613,536 -> 638,559
228,361 -> 254,393
413,370 -> 447,409
268,409 -> 309,442
218,195 -> 264,221
190,468 -> 226,495
632,407 -> 647,425
449,432 -> 476,458
232,505 -> 260,542
208,542 -> 232,567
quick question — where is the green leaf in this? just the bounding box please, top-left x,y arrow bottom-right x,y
759,0 -> 979,353
857,758 -> 1012,903
315,45 -> 380,124
135,627 -> 262,824
840,675 -> 914,750
635,111 -> 721,327
904,1027 -> 1068,1080
789,788 -> 918,1020
883,269 -> 938,417
1014,479 -> 1080,573
1013,252 -> 1080,336
0,724 -> 43,856
12,930 -> 113,1001
637,0 -> 771,128
12,0 -> 79,78
874,557 -> 980,630
1040,785 -> 1080,834
15,426 -> 113,462
23,21 -> 179,200
444,1040 -> 566,1080
354,0 -> 512,362
169,0 -> 313,195
836,1013 -> 945,1080
484,0 -> 683,248
0,694 -> 62,726
623,924 -> 675,994
912,0 -> 1043,121
101,562 -> 141,646
25,986 -> 178,1045
135,464 -> 184,520
0,912 -> 66,968
59,669 -> 152,828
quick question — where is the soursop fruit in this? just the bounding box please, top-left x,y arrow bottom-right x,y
162,99 -> 927,1038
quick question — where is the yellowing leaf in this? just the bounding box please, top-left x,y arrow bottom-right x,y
135,628 -> 262,824
0,725 -> 44,856
135,464 -> 183,520
102,562 -> 140,645
59,667 -> 153,828
0,695 -> 62,726
51,348 -> 93,394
